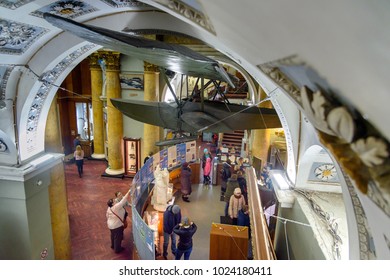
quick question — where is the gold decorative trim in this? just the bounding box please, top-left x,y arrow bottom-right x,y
258,56 -> 390,218
259,56 -> 302,103
154,0 -> 216,35
99,51 -> 121,71
88,52 -> 101,70
144,62 -> 159,72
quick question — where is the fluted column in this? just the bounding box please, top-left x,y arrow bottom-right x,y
143,62 -> 161,159
89,52 -> 105,159
102,51 -> 124,175
45,96 -> 72,259
251,86 -> 273,164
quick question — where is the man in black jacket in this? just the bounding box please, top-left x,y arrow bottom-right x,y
163,204 -> 181,259
220,161 -> 231,195
173,217 -> 197,260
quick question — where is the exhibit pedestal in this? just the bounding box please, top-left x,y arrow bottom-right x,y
209,223 -> 248,260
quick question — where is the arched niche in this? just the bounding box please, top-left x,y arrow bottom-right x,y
296,144 -> 341,193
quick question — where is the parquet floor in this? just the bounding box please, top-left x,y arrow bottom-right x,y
64,141 -> 219,260
64,159 -> 134,260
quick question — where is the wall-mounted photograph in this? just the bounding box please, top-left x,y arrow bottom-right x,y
119,73 -> 144,90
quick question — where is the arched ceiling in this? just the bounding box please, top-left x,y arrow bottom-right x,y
1,0 -> 389,196
1,0 -> 389,141
1,0 -> 390,260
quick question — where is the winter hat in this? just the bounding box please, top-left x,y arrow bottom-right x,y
182,217 -> 190,228
203,148 -> 208,153
172,205 -> 180,214
234,187 -> 241,195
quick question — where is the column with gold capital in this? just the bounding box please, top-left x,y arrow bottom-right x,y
102,51 -> 124,175
143,62 -> 161,159
89,52 -> 105,159
45,96 -> 71,259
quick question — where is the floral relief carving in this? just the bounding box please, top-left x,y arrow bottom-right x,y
327,107 -> 355,143
30,0 -> 98,18
259,62 -> 301,103
155,0 -> 215,34
351,137 -> 388,168
0,19 -> 47,54
101,0 -> 148,8
300,85 -> 390,216
301,87 -> 336,137
0,0 -> 34,10
259,56 -> 390,216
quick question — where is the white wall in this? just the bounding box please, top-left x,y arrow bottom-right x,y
120,55 -> 145,139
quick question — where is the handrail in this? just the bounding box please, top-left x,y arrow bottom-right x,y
246,166 -> 276,260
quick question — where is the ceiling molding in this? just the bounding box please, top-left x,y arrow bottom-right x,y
259,56 -> 390,218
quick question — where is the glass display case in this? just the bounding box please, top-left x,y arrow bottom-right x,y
124,137 -> 141,177
75,102 -> 93,157
75,102 -> 93,141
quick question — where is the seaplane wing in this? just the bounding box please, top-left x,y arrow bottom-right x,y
110,99 -> 180,131
180,100 -> 282,132
111,98 -> 282,133
155,135 -> 198,147
43,13 -> 234,86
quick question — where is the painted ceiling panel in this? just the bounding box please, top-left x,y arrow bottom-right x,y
101,0 -> 149,8
0,0 -> 33,10
29,0 -> 99,18
0,19 -> 48,55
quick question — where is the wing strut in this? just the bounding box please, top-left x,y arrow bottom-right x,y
160,67 -> 180,106
200,77 -> 204,112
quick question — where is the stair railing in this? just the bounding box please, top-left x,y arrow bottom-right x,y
246,166 -> 277,259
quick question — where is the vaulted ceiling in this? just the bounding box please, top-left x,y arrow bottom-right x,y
1,0 -> 390,140
1,0 -> 390,259
2,0 -> 390,189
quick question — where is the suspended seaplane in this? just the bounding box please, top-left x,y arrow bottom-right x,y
44,13 -> 282,146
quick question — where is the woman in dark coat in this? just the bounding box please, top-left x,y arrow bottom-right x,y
173,217 -> 197,260
220,161 -> 231,194
237,171 -> 248,203
180,162 -> 192,202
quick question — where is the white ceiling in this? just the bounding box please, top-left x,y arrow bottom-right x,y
1,0 -> 390,141
1,0 -> 390,260
195,0 -> 390,140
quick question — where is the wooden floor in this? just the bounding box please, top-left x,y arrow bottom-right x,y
65,142 -> 222,260
65,159 -> 134,260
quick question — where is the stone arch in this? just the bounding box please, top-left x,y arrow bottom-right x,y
17,43 -> 100,162
8,8 -> 388,259
295,144 -> 375,259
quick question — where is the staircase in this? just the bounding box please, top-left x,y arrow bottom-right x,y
221,130 -> 245,156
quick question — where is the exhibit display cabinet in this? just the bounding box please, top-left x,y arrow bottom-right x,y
124,137 -> 141,177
